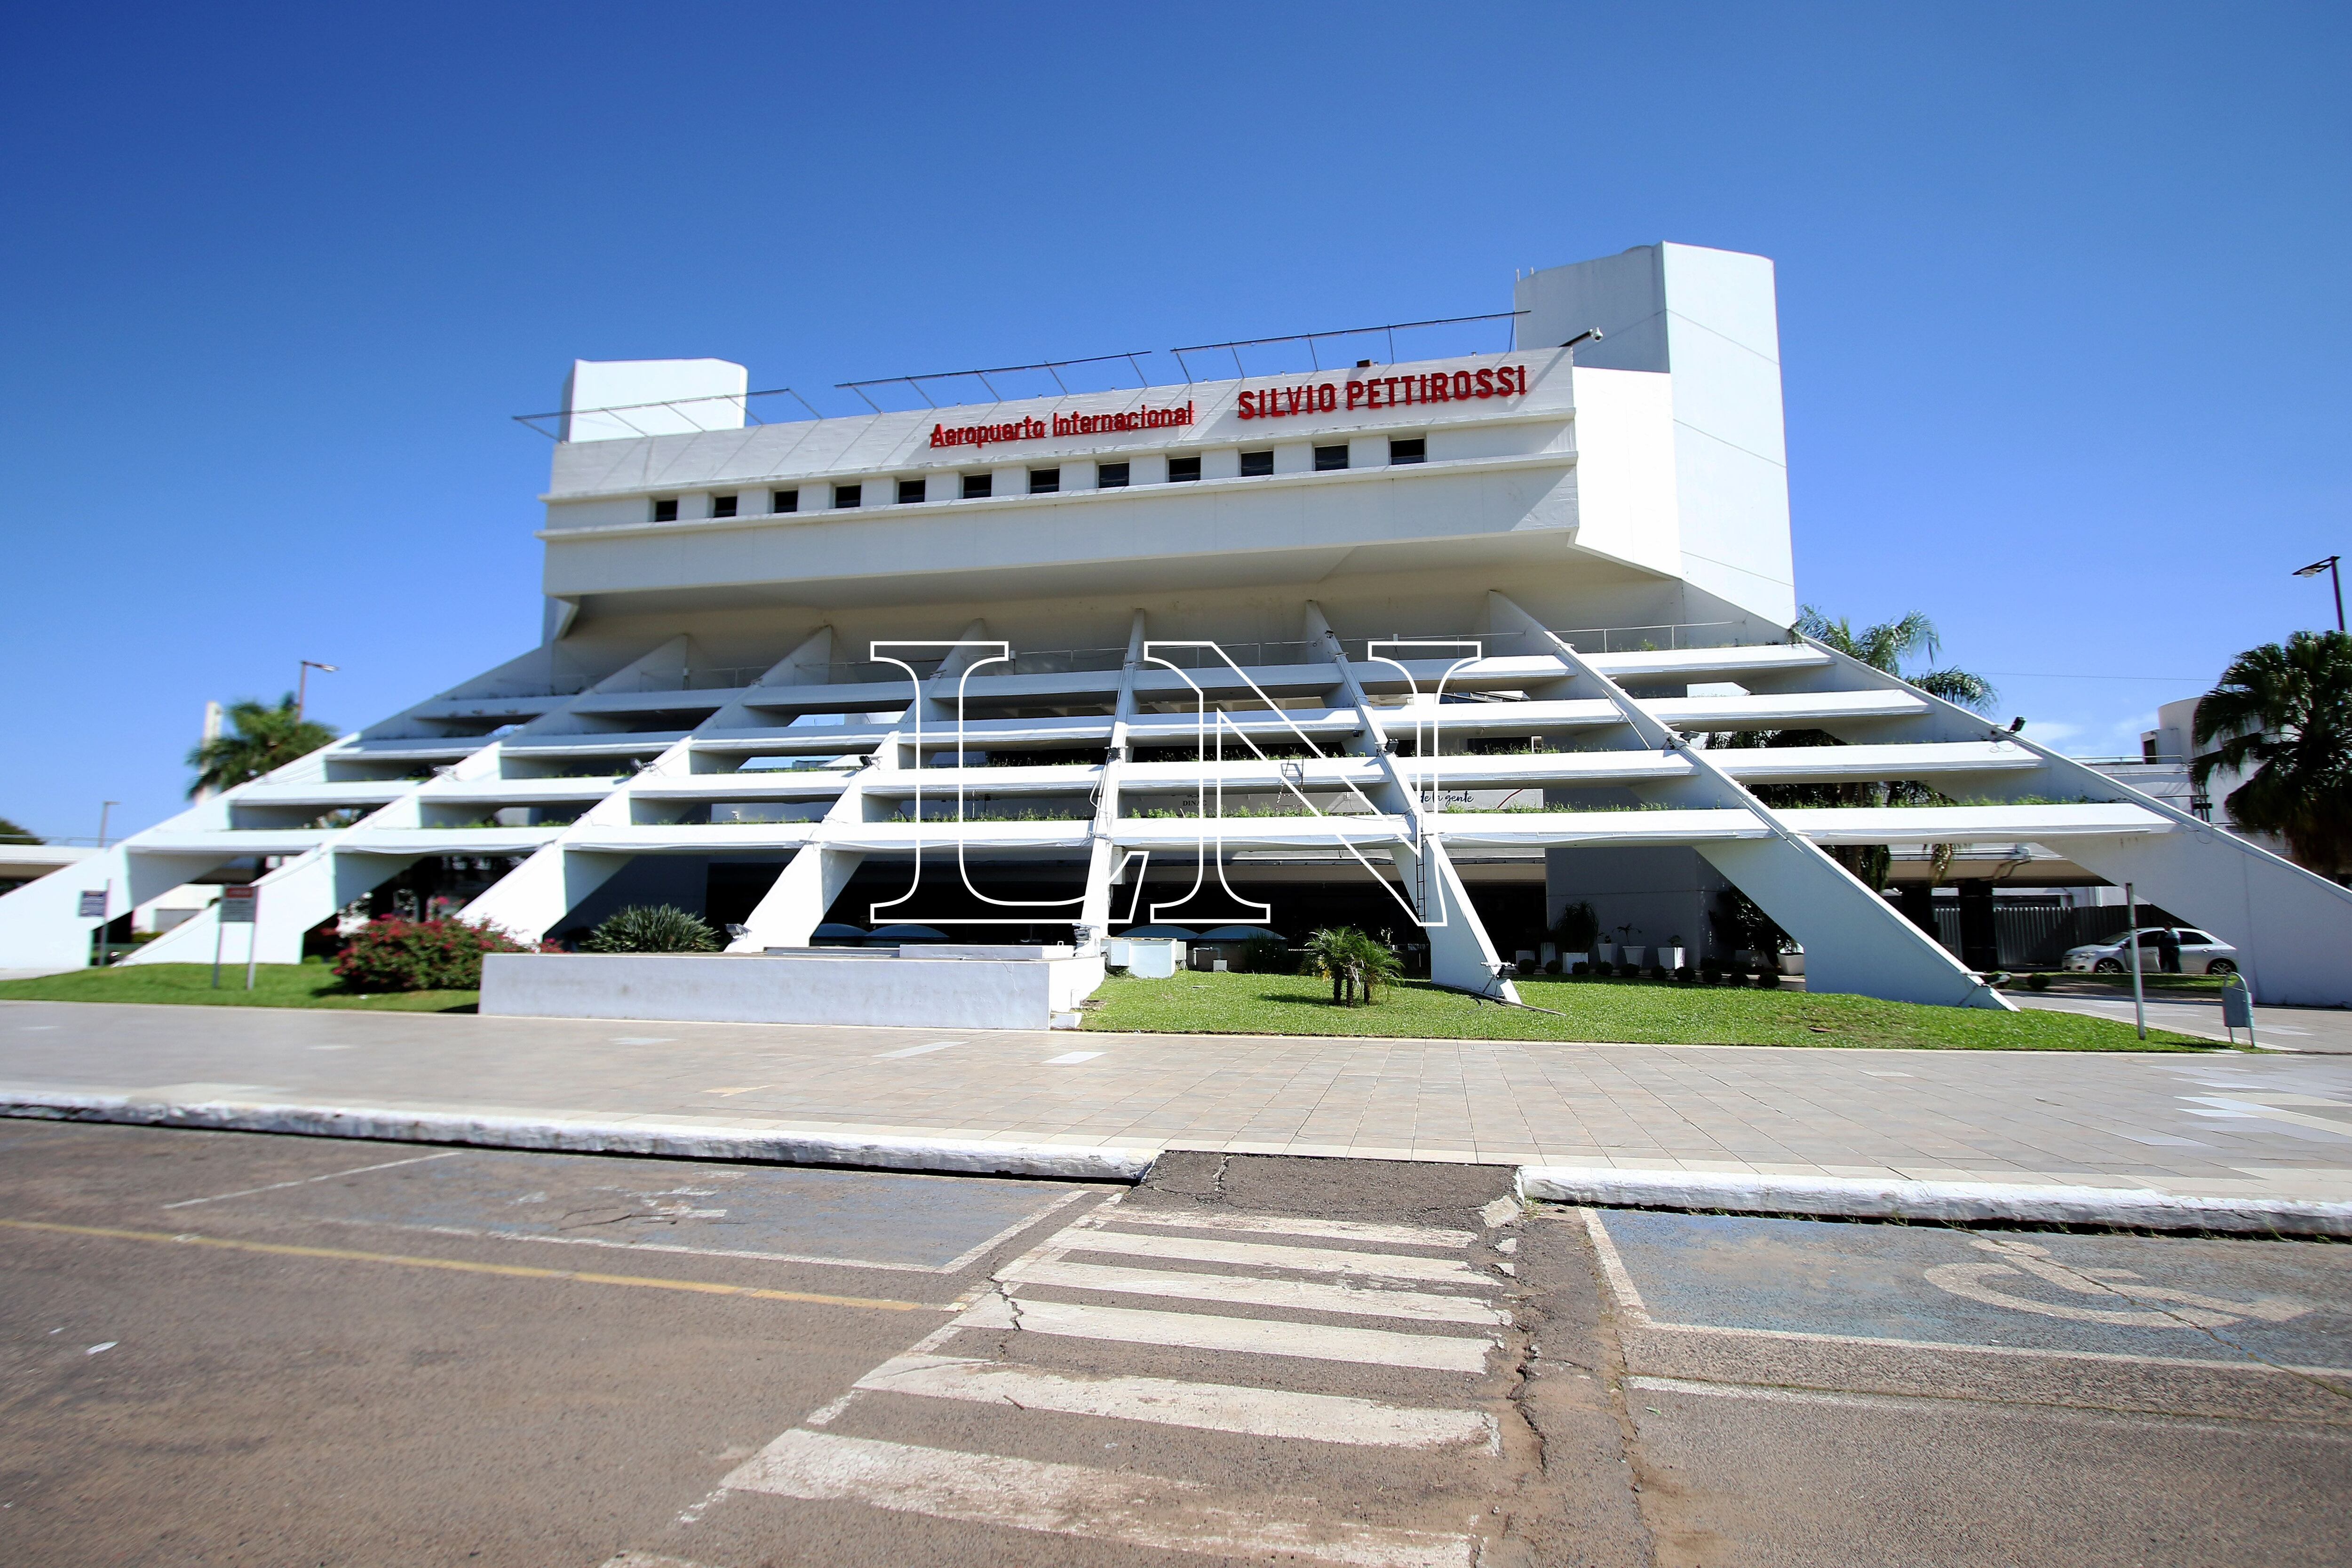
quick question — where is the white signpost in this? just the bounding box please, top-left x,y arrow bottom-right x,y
214,884 -> 259,991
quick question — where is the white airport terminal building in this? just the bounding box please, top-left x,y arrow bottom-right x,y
6,241 -> 2348,1009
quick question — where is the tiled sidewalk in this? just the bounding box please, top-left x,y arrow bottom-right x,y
3,999 -> 2349,1208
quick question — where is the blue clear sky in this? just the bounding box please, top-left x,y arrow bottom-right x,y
3,3 -> 2346,843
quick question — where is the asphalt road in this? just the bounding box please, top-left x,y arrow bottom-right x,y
1,1122 -> 2346,1567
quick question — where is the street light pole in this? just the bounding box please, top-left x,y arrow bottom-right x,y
2294,555 -> 2344,633
97,800 -> 118,849
296,660 -> 339,721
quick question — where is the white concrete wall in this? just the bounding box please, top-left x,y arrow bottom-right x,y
480,951 -> 1105,1030
1515,243 -> 1796,628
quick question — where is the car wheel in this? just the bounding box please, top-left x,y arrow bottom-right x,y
2207,959 -> 2237,975
2094,958 -> 2125,974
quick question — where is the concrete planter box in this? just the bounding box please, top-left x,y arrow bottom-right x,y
481,951 -> 1106,1031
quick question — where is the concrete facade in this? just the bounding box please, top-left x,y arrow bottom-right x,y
4,242 -> 2347,1008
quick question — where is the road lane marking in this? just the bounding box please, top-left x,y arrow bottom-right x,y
958,1292 -> 1494,1370
1625,1375 -> 2352,1432
725,1428 -> 1476,1568
0,1218 -> 940,1312
1106,1209 -> 1475,1249
875,1040 -> 963,1059
1005,1257 -> 1506,1324
1062,1228 -> 1486,1284
161,1148 -> 466,1208
857,1353 -> 1498,1449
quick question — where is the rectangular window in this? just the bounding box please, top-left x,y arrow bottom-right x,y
833,484 -> 861,509
651,497 -> 679,522
962,472 -> 993,500
1167,455 -> 1201,483
897,478 -> 926,505
1029,467 -> 1060,494
1389,437 -> 1426,465
711,493 -> 739,518
1240,449 -> 1274,477
1096,462 -> 1129,488
771,488 -> 799,513
1314,444 -> 1350,471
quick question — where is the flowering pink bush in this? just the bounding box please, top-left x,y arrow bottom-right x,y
333,915 -> 535,992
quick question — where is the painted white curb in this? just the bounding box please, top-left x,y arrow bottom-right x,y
0,1092 -> 1154,1183
1515,1164 -> 2352,1238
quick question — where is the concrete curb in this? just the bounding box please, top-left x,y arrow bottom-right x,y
1515,1164 -> 2352,1238
0,1093 -> 1155,1183
9,1092 -> 2346,1235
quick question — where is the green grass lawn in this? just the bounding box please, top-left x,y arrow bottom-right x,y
0,961 -> 477,1013
1082,972 -> 2215,1051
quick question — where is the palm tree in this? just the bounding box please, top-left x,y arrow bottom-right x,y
186,695 -> 339,798
0,816 -> 40,844
1796,607 -> 1998,711
1303,926 -> 1401,1006
2193,631 -> 2352,878
1716,608 -> 1999,888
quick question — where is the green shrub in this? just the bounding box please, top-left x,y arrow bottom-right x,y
584,904 -> 723,953
2025,971 -> 2052,992
333,916 -> 531,992
1303,926 -> 1401,1005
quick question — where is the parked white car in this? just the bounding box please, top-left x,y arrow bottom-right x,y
2061,927 -> 2239,976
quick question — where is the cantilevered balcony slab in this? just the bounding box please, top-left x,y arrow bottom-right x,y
1413,751 -> 1696,789
1121,758 -> 1389,791
826,820 -> 1094,853
566,824 -> 820,853
862,765 -> 1107,796
1709,740 -> 2043,785
338,827 -> 567,856
233,781 -> 414,809
132,829 -> 340,856
628,775 -> 854,803
1430,808 -> 1769,848
1646,690 -> 1930,730
1585,645 -> 1831,680
1110,815 -> 1411,852
420,779 -> 635,805
1776,803 -> 2172,844
500,732 -> 692,755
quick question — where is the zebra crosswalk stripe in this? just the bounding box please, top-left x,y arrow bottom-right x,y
957,1288 -> 1496,1370
1001,1255 -> 1509,1324
1057,1227 -> 1488,1283
855,1353 -> 1500,1449
657,1198 -> 1521,1566
725,1428 -> 1478,1568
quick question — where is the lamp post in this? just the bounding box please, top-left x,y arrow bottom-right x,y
97,800 -> 118,849
2294,555 -> 2344,633
296,660 -> 339,721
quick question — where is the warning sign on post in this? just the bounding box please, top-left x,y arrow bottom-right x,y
78,891 -> 108,919
219,886 -> 258,924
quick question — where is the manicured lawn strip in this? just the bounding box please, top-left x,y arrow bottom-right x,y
1083,973 -> 2212,1051
0,962 -> 477,1013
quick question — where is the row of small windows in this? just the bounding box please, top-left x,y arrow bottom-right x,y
647,437 -> 1427,521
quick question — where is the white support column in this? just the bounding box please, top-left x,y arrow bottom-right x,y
1306,602 -> 1520,1003
460,736 -> 695,941
1487,592 -> 2009,1009
732,845 -> 867,950
1079,611 -> 1150,950
1790,633 -> 2352,1005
